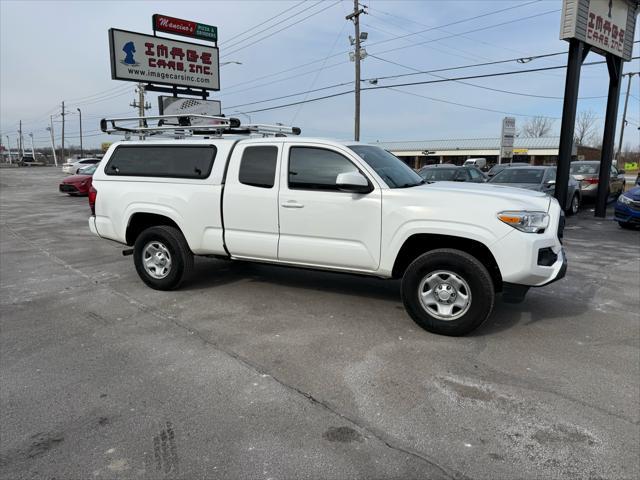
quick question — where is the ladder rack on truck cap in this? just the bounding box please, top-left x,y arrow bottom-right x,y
100,114 -> 301,139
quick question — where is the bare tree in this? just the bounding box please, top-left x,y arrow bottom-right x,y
521,116 -> 555,137
574,109 -> 599,146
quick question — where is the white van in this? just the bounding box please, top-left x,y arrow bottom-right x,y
464,158 -> 487,170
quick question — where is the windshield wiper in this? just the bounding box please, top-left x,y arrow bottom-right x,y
397,179 -> 427,188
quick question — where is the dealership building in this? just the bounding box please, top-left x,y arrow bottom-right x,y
372,137 -> 600,169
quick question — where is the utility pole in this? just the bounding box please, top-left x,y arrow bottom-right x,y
5,135 -> 13,164
131,83 -> 151,140
61,101 -> 66,163
28,133 -> 35,160
47,117 -> 57,166
18,120 -> 24,158
77,108 -> 83,158
346,1 -> 366,141
615,72 -> 637,167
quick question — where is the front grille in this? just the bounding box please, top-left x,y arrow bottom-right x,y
538,247 -> 558,266
59,184 -> 78,193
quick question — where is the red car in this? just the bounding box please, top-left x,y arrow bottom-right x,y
59,164 -> 97,196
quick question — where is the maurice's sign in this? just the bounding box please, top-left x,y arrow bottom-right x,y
153,14 -> 218,42
109,29 -> 220,90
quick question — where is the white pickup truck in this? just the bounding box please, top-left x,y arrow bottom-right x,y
89,123 -> 566,336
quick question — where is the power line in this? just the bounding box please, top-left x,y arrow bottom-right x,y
365,3 -> 565,72
222,0 -> 319,51
220,1 -> 548,94
65,84 -> 131,103
371,9 -> 561,57
69,87 -> 132,108
388,87 -> 559,118
237,56 -> 639,116
224,50 -> 595,110
363,0 -> 546,51
290,19 -> 349,123
220,0 -> 308,46
368,54 -> 610,100
222,1 -> 341,58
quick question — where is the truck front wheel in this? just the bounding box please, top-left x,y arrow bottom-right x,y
401,248 -> 495,336
133,226 -> 193,290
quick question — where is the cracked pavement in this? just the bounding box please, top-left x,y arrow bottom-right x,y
1,168 -> 639,479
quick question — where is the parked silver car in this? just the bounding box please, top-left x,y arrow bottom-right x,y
570,161 -> 626,200
489,166 -> 581,215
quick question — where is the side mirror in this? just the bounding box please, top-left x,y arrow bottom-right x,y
336,171 -> 372,194
545,179 -> 556,186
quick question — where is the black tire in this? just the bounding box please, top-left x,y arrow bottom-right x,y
566,193 -> 580,216
618,221 -> 635,230
133,225 -> 193,290
619,183 -> 626,197
401,248 -> 495,336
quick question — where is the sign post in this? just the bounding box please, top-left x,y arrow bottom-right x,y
500,117 -> 516,164
558,0 -> 638,217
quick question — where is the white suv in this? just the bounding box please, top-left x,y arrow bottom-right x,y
89,126 -> 566,336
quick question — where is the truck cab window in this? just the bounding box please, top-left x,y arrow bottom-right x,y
288,147 -> 359,191
239,146 -> 278,188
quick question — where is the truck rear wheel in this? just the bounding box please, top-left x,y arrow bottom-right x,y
401,248 -> 495,336
133,226 -> 193,290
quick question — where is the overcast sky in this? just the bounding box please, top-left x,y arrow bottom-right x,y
1,0 -> 639,150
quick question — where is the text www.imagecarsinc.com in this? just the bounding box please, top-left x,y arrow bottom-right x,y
127,68 -> 211,84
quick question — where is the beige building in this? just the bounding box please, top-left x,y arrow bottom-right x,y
372,137 -> 581,169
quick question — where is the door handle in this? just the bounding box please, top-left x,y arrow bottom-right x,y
281,201 -> 304,208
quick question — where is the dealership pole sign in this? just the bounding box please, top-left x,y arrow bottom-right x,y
500,117 -> 516,163
108,28 -> 220,91
556,0 -> 637,218
152,14 -> 218,43
560,0 -> 638,61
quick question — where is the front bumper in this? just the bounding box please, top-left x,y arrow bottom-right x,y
491,203 -> 566,287
59,183 -> 78,193
502,248 -> 567,302
614,203 -> 640,225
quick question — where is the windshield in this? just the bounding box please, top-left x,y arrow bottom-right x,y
488,164 -> 506,175
78,164 -> 97,175
348,145 -> 424,188
490,168 -> 545,184
418,168 -> 458,181
570,162 -> 599,175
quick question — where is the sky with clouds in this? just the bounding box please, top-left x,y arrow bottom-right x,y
1,0 -> 639,150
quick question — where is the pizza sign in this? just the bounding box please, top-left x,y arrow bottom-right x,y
152,14 -> 218,43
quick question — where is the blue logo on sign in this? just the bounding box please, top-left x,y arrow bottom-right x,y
121,41 -> 138,66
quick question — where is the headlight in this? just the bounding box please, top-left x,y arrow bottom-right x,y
497,211 -> 549,233
619,194 -> 632,205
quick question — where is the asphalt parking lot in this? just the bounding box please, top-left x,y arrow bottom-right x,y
1,168 -> 639,480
